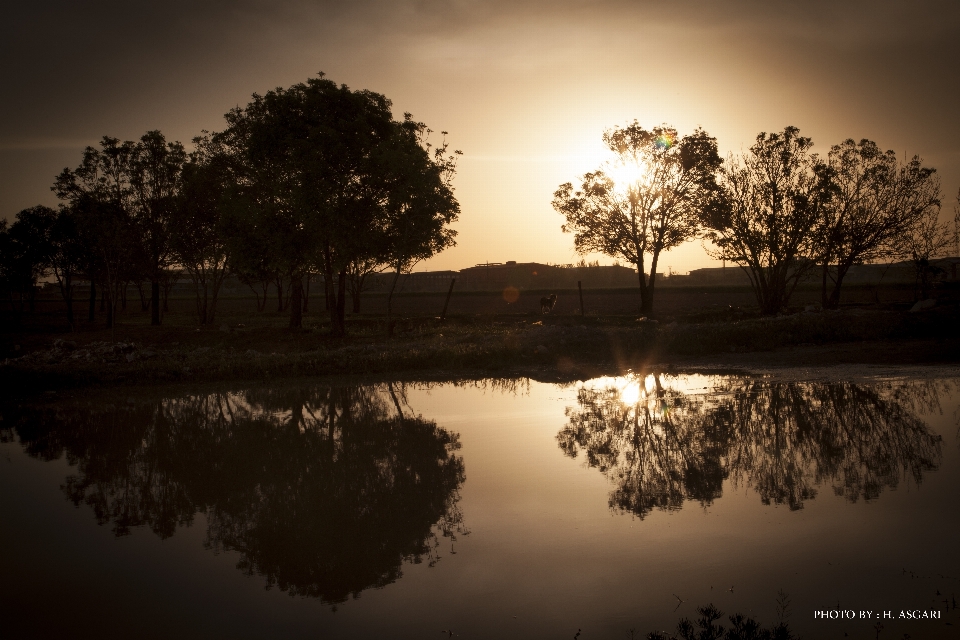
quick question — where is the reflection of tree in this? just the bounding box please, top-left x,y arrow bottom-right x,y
559,380 -> 725,518
559,376 -> 943,518
7,384 -> 465,604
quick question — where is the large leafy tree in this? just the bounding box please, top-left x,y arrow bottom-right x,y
815,139 -> 941,308
219,75 -> 395,331
0,206 -> 55,319
221,74 -> 459,333
553,123 -> 721,314
375,118 -> 460,326
54,136 -> 140,330
128,131 -> 186,325
170,134 -> 231,324
703,127 -> 831,315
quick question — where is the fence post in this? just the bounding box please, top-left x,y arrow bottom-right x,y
440,278 -> 456,321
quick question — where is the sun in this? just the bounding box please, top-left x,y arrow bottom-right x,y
605,158 -> 650,197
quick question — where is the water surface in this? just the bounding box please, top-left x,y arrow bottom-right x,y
2,372 -> 959,639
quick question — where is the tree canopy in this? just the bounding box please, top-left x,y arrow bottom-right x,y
703,126 -> 831,315
815,139 -> 941,308
218,75 -> 459,332
553,123 -> 721,314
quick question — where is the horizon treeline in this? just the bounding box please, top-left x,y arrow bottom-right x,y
0,73 -> 460,333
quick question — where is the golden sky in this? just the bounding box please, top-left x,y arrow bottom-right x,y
2,0 -> 958,273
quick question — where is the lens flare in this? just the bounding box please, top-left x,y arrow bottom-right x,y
654,131 -> 676,150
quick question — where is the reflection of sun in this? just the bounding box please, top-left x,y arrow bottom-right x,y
619,382 -> 641,405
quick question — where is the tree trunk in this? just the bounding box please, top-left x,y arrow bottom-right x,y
303,273 -> 310,313
820,263 -> 830,308
88,280 -> 97,323
151,280 -> 161,325
289,273 -> 304,328
336,268 -> 347,332
635,264 -> 649,315
276,276 -> 285,312
62,272 -> 74,329
387,269 -> 402,336
136,281 -> 149,311
825,262 -> 852,310
644,251 -> 660,315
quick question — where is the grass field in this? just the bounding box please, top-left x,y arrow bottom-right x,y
2,283 -> 957,393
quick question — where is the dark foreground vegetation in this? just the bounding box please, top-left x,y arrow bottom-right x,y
3,285 -> 958,393
647,603 -> 797,640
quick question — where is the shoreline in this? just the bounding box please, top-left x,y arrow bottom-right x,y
3,305 -> 959,394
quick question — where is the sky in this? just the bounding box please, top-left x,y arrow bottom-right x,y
2,0 -> 959,274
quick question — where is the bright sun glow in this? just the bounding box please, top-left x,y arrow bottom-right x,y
605,160 -> 649,196
619,381 -> 641,405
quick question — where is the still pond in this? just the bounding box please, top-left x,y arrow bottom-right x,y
2,371 -> 959,639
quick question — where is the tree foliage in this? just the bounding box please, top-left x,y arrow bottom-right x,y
553,123 -> 721,314
170,134 -> 231,324
703,127 -> 830,315
815,139 -> 941,308
219,75 -> 459,332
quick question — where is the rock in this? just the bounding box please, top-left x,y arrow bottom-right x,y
125,352 -> 136,363
245,349 -> 260,356
140,350 -> 157,359
220,324 -> 231,332
909,299 -> 936,313
804,305 -> 818,313
535,345 -> 549,355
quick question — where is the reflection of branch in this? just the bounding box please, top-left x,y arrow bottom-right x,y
387,382 -> 404,420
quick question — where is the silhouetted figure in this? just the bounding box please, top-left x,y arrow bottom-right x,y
540,293 -> 557,313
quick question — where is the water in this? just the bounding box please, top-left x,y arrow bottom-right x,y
2,372 -> 959,639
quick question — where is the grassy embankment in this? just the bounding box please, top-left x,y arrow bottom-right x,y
2,287 -> 958,392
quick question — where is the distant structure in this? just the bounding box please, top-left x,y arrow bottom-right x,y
48,257 -> 960,299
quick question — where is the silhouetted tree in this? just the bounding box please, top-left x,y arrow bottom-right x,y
377,118 -> 460,329
219,74 -> 395,331
219,75 -> 459,333
815,139 -> 941,308
346,255 -> 381,313
554,123 -> 721,314
0,206 -> 55,318
703,127 -> 830,314
170,134 -> 230,324
54,136 -> 140,331
897,203 -> 952,299
128,130 -> 186,325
